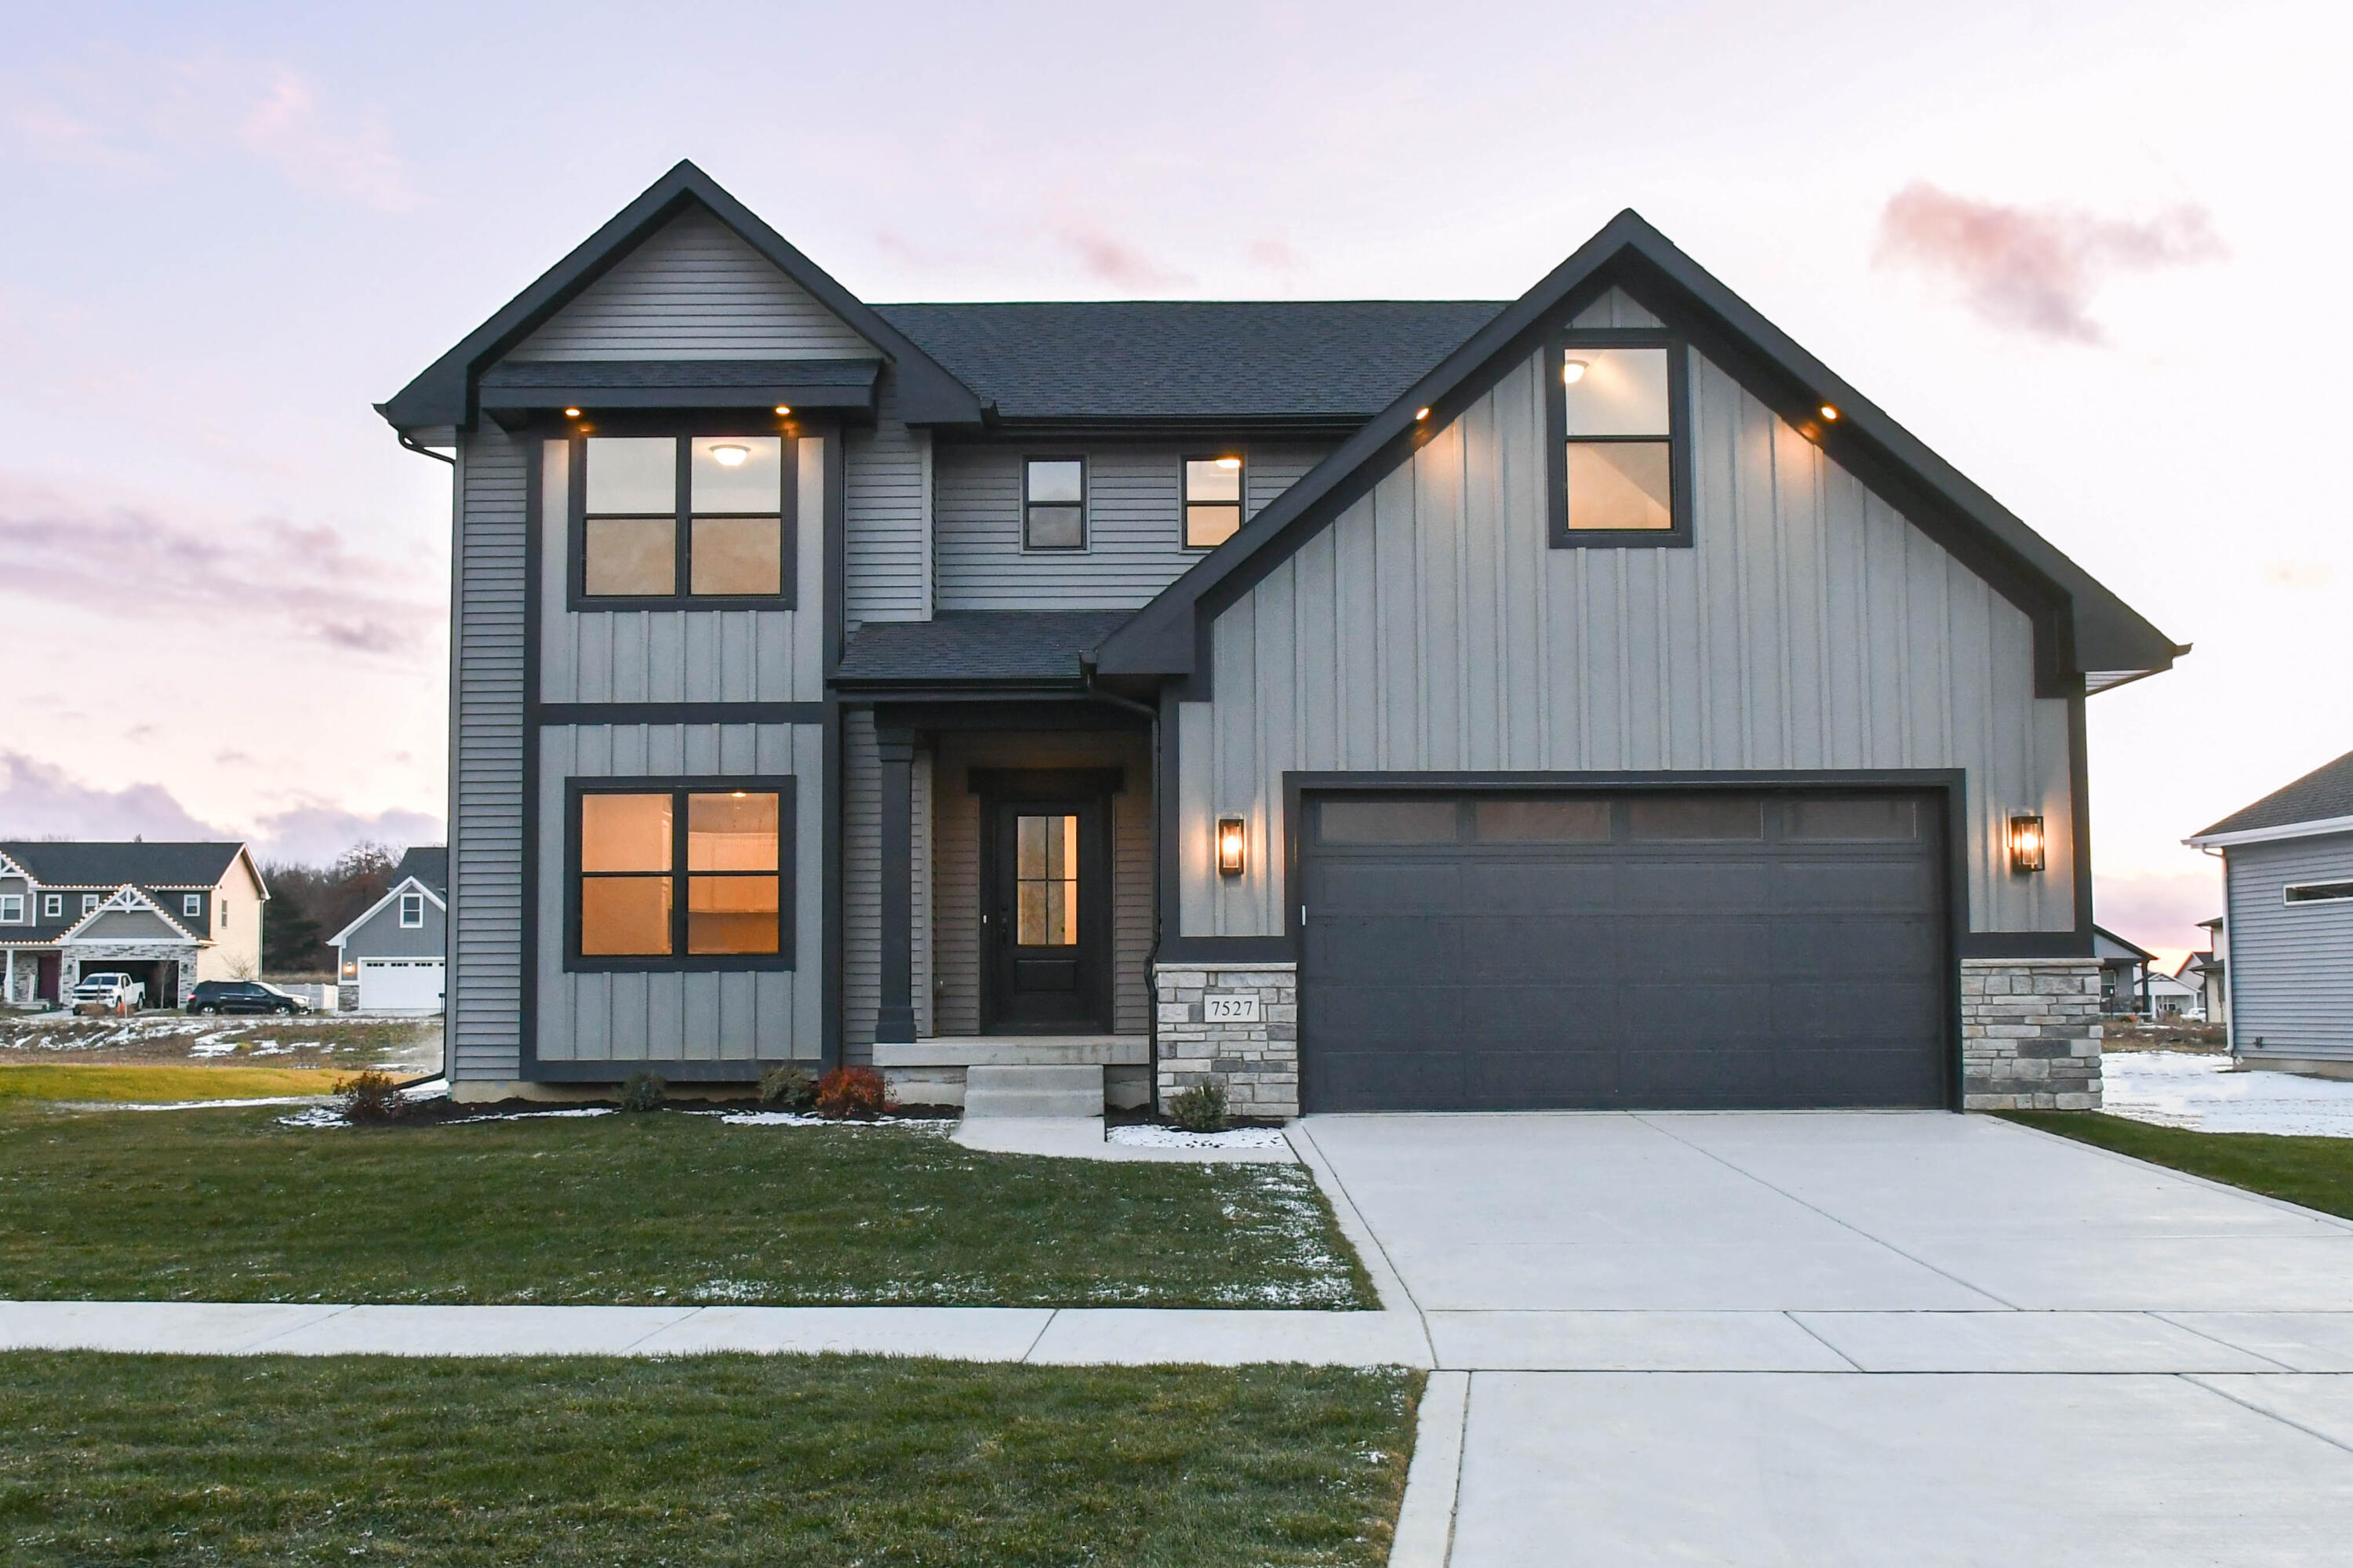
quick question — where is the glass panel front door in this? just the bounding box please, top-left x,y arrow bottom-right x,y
1015,814 -> 1079,948
987,798 -> 1107,1032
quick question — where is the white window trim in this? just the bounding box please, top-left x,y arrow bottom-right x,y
2283,880 -> 2353,906
399,892 -> 425,929
80,894 -> 99,915
0,894 -> 21,924
42,893 -> 62,919
183,893 -> 203,919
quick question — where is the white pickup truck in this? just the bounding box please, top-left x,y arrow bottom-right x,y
71,972 -> 147,1011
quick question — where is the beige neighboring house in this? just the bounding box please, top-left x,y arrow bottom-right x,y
0,842 -> 268,1009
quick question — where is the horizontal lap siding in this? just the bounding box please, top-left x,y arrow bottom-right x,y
453,430 -> 529,1079
2228,834 -> 2353,1059
1183,347 -> 2071,940
846,381 -> 931,628
535,723 -> 823,1066
842,710 -> 880,1059
934,442 -> 1337,610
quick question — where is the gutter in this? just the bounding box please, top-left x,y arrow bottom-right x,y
2184,813 -> 2353,850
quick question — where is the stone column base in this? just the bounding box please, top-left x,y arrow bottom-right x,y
1962,958 -> 2103,1111
1154,961 -> 1299,1119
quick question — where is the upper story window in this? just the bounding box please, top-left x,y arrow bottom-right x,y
1183,456 -> 1245,549
1551,335 -> 1689,548
42,893 -> 61,919
2286,880 -> 2353,904
399,892 -> 426,928
571,780 -> 795,971
572,435 -> 793,607
182,893 -> 203,919
0,894 -> 21,924
1024,458 -> 1086,551
80,893 -> 99,915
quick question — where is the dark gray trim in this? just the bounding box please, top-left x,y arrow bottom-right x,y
874,726 -> 917,1045
529,1058 -> 784,1084
378,160 -> 984,431
1021,454 -> 1089,552
1180,451 -> 1246,551
871,698 -> 1147,732
967,767 -> 1127,798
1956,932 -> 2096,959
562,774 -> 798,974
2067,679 -> 2095,940
481,358 -> 881,428
539,703 -> 825,726
976,776 -> 1117,1035
1157,936 -> 1293,963
1546,331 -> 1694,551
520,435 -> 546,1078
564,429 -> 798,613
821,697 -> 843,1071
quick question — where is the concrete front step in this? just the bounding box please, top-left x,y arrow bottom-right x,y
875,1037 -> 1148,1068
962,1063 -> 1104,1119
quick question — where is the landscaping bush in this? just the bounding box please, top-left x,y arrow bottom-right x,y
758,1064 -> 816,1110
1169,1081 -> 1230,1133
620,1071 -> 667,1113
336,1069 -> 409,1124
814,1065 -> 891,1120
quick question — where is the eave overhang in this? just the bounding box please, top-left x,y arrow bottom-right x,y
479,358 -> 882,430
2186,814 -> 2353,850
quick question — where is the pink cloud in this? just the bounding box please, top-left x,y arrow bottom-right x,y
2094,867 -> 2223,966
1058,225 -> 1194,289
1875,182 -> 2224,344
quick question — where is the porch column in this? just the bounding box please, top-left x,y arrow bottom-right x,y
874,723 -> 918,1046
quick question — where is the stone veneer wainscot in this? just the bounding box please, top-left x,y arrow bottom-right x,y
1154,961 -> 1299,1119
1961,958 -> 2104,1111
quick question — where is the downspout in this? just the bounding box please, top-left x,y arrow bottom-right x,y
1082,657 -> 1162,1115
2195,842 -> 2235,1059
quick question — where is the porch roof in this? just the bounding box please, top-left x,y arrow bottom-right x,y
835,610 -> 1135,690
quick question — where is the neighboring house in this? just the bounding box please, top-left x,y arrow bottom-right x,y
2140,966 -> 2202,1019
0,842 -> 268,1008
2186,916 -> 2229,1026
380,161 -> 2182,1113
2093,924 -> 2157,1014
329,847 -> 449,1013
2187,751 -> 2353,1071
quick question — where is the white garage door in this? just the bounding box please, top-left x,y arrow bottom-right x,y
358,959 -> 445,1012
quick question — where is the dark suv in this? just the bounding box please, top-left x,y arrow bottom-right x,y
187,980 -> 310,1016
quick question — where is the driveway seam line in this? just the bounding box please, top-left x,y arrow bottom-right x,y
2149,1312 -> 2299,1372
1289,1122 -> 1435,1364
616,1306 -> 704,1354
2179,1373 -> 2353,1457
1446,1372 -> 1471,1566
1630,1112 -> 2018,1309
1779,1311 -> 1864,1371
1020,1308 -> 1059,1364
234,1302 -> 356,1354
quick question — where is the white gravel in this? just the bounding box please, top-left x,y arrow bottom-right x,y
1108,1123 -> 1292,1151
2100,1050 -> 2353,1137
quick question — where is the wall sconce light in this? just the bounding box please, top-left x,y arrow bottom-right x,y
2008,814 -> 2046,875
1562,358 -> 1589,385
1217,816 -> 1247,877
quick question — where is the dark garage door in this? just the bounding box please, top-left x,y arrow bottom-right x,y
1300,791 -> 1948,1111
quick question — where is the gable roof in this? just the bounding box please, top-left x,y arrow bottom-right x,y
394,846 -> 448,898
59,883 -> 202,944
873,301 -> 1505,426
329,872 -> 448,948
379,161 -> 984,433
0,841 -> 250,890
1093,209 -> 2185,697
2189,748 -> 2353,846
2093,925 -> 2157,963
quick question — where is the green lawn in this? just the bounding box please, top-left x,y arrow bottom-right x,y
0,1353 -> 1419,1566
0,1105 -> 1372,1308
2000,1110 -> 2353,1221
0,1064 -> 337,1103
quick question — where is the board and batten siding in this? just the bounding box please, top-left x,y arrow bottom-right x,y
450,427 -> 530,1079
504,207 -> 875,362
933,442 -> 1335,611
536,436 -> 829,704
534,722 -> 824,1065
845,378 -> 933,629
1180,343 -> 2076,940
2228,833 -> 2353,1060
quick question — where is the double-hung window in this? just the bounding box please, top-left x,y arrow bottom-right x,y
182,893 -> 202,919
573,780 -> 795,969
1024,458 -> 1086,550
42,893 -> 62,919
1552,334 -> 1689,546
399,892 -> 425,928
1182,456 -> 1245,548
573,435 -> 791,606
80,894 -> 98,915
0,894 -> 21,924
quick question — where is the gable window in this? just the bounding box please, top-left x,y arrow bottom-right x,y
573,435 -> 792,606
0,895 -> 20,924
81,894 -> 99,915
182,893 -> 203,919
1024,458 -> 1086,551
43,893 -> 61,919
571,778 -> 795,970
1551,334 -> 1690,548
399,892 -> 425,928
2286,880 -> 2353,904
1183,456 -> 1245,549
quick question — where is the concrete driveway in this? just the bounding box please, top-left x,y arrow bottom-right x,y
1295,1111 -> 2353,1566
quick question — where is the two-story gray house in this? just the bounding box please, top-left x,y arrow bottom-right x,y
380,162 -> 2182,1114
0,842 -> 268,1008
329,847 -> 449,1013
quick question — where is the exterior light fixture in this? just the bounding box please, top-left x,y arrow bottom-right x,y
1415,406 -> 1431,420
1214,456 -> 1242,470
711,442 -> 752,467
1819,404 -> 1840,422
1216,816 -> 1247,877
1562,358 -> 1589,384
773,404 -> 792,416
564,407 -> 582,418
2008,814 -> 2046,875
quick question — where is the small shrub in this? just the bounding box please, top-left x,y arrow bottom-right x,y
620,1071 -> 667,1113
758,1064 -> 816,1110
336,1069 -> 407,1124
814,1065 -> 892,1121
1169,1081 -> 1230,1133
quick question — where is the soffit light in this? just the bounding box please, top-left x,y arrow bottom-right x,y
564,407 -> 582,418
1213,456 -> 1242,469
1562,358 -> 1589,385
711,443 -> 752,467
774,405 -> 792,416
1415,406 -> 1431,421
1216,816 -> 1247,877
1819,404 -> 1840,421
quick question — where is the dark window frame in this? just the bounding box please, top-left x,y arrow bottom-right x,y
1180,453 -> 1248,551
565,774 -> 798,973
1547,330 -> 1694,551
565,429 -> 800,612
1021,455 -> 1089,552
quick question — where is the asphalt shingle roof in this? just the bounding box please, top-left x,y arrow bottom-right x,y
395,847 -> 448,897
0,842 -> 244,889
835,611 -> 1136,686
2195,748 -> 2353,838
873,301 -> 1507,422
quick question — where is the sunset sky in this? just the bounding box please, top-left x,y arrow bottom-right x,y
3,0 -> 2346,965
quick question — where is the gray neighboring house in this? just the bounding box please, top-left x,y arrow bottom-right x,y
0,842 -> 267,1008
2188,751 -> 2353,1071
380,160 -> 2182,1112
2092,925 -> 2158,1015
330,848 -> 448,1013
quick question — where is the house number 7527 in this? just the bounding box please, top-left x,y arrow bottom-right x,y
1203,994 -> 1262,1023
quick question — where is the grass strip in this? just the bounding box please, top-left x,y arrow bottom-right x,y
0,1064 -> 340,1103
0,1352 -> 1420,1566
1998,1110 -> 2353,1221
0,1105 -> 1373,1308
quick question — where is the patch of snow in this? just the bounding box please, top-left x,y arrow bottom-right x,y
118,1096 -> 329,1111
694,1109 -> 943,1130
278,1107 -> 348,1129
399,1078 -> 449,1099
459,1107 -> 616,1122
187,1035 -> 242,1057
1108,1124 -> 1291,1150
2102,1050 -> 2353,1138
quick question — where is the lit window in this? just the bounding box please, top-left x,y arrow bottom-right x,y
575,784 -> 791,967
1558,340 -> 1684,543
578,435 -> 787,602
182,893 -> 202,919
399,892 -> 425,928
1183,457 -> 1245,548
1024,458 -> 1086,550
1014,815 -> 1079,947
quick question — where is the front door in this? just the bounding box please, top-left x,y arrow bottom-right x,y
983,795 -> 1111,1032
